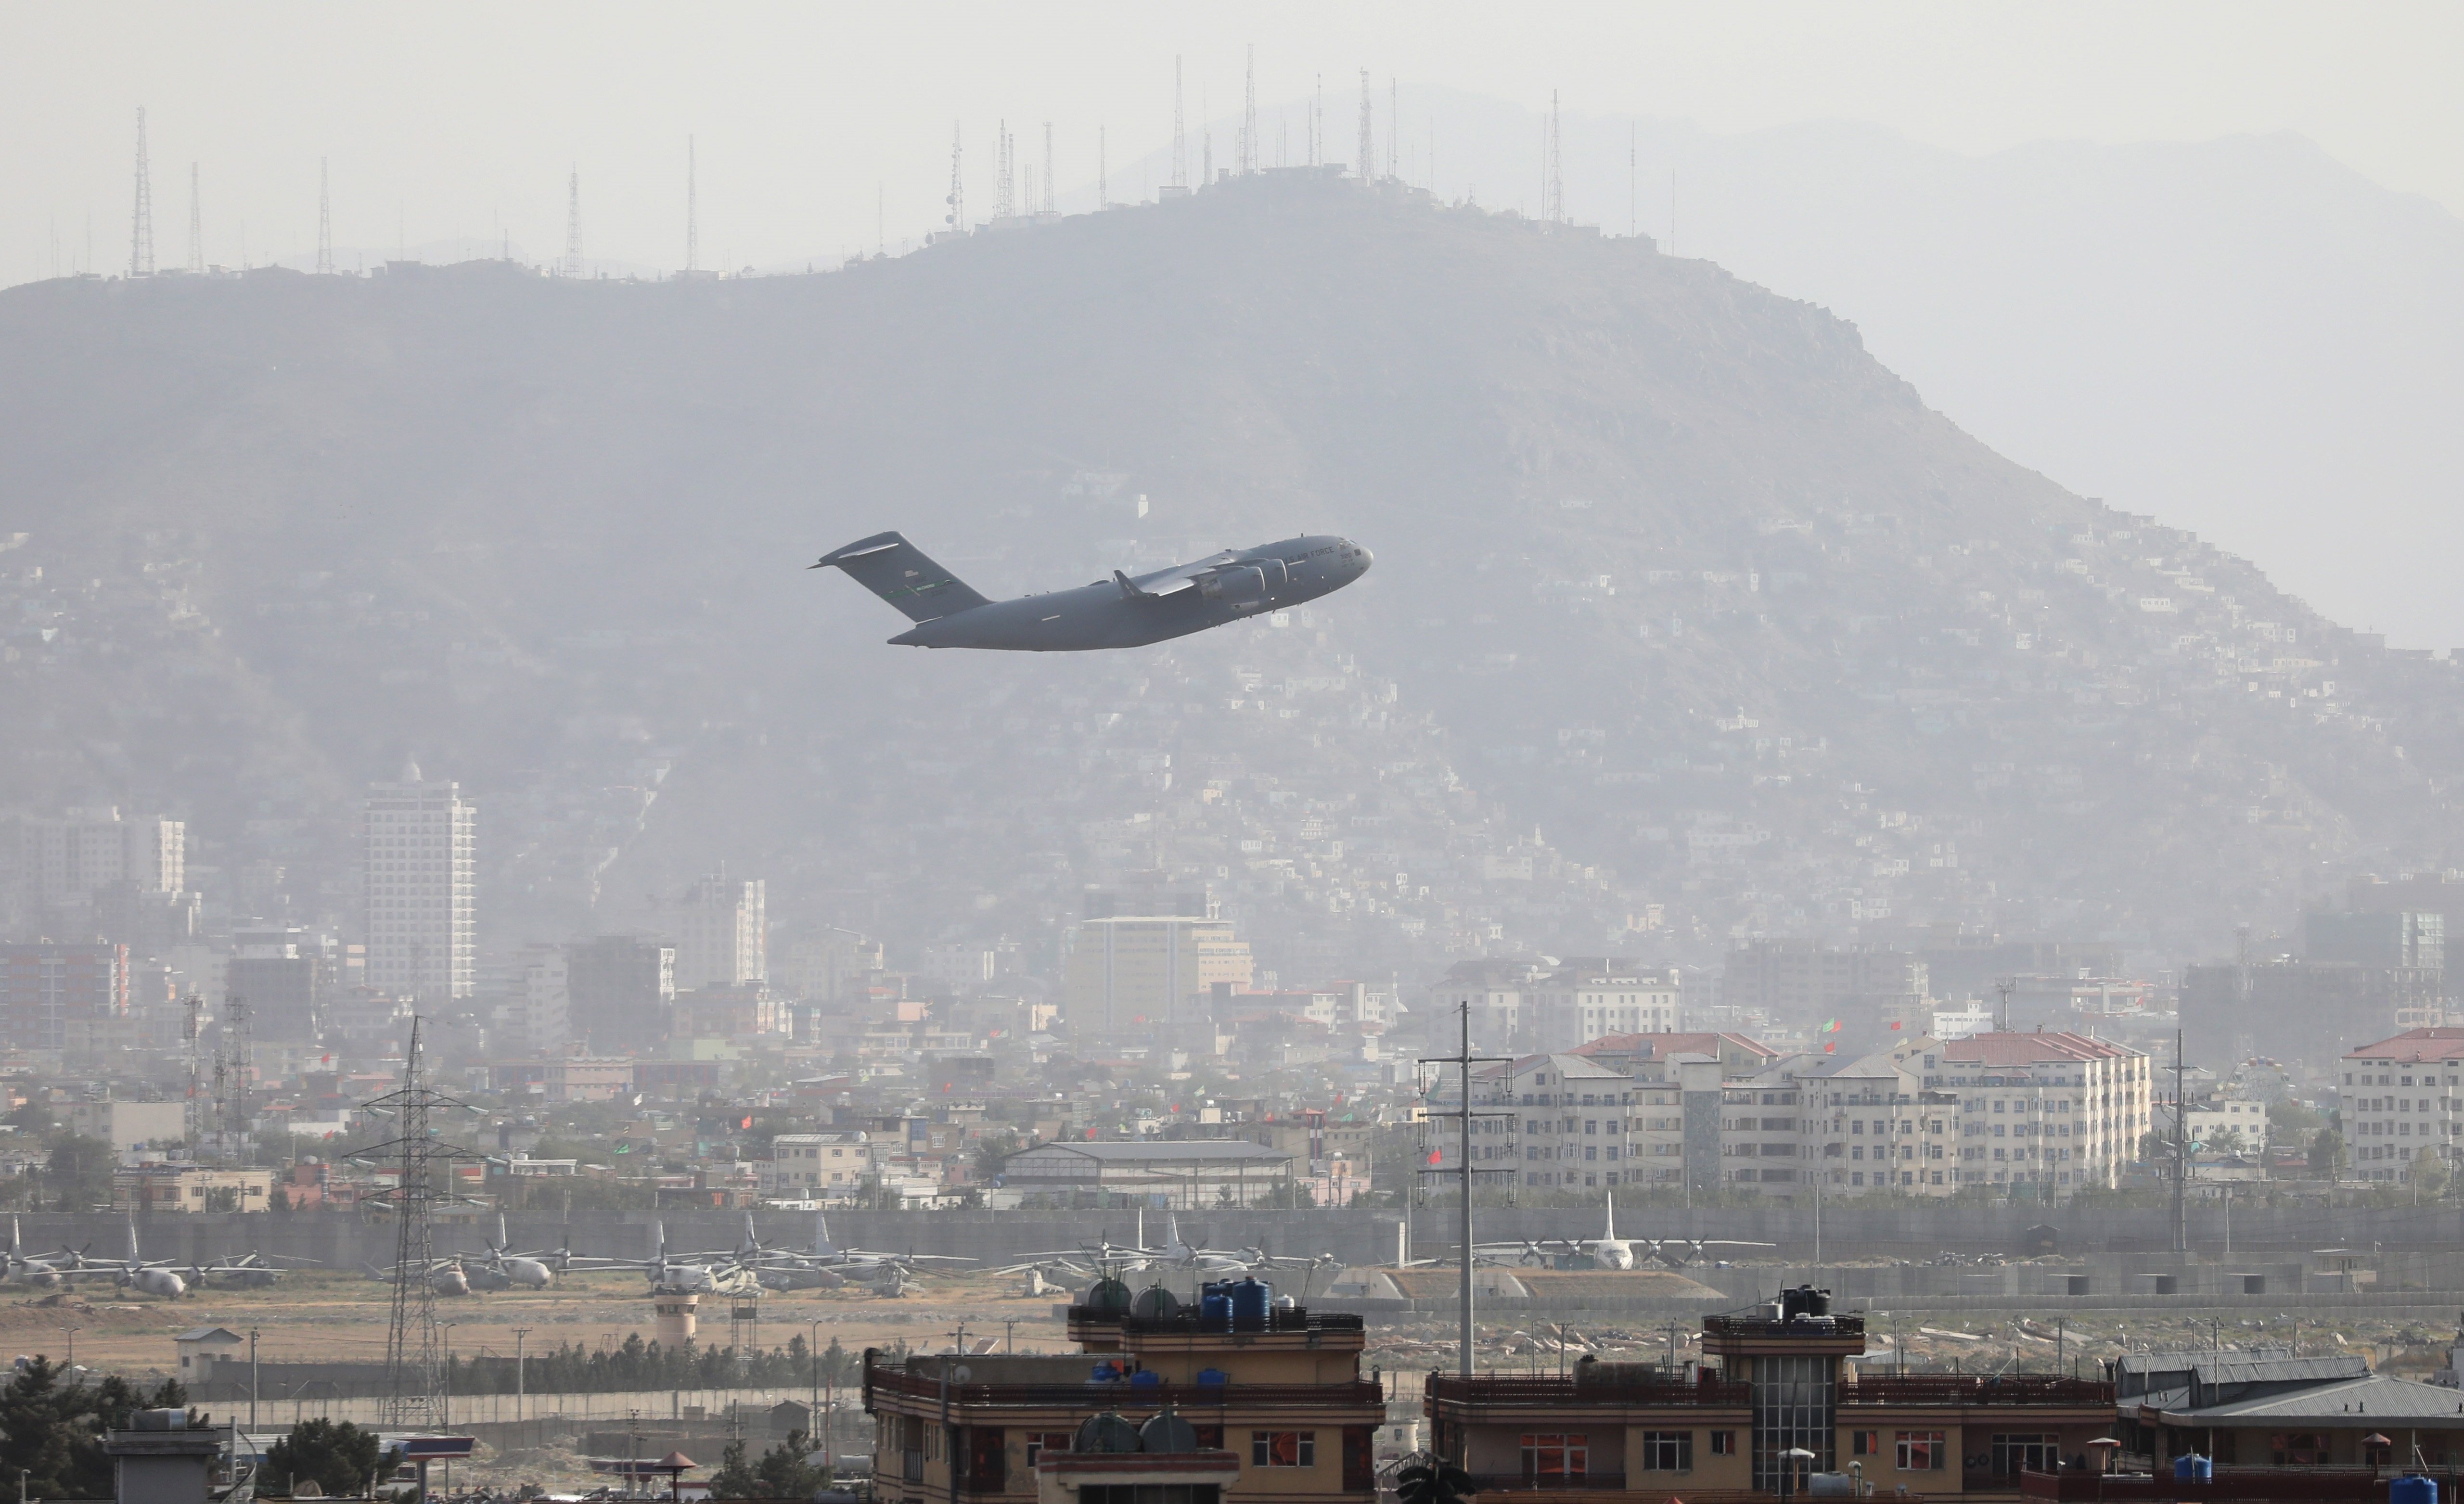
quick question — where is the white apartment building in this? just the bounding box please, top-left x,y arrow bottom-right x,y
1937,1031 -> 2150,1193
2340,1027 -> 2464,1182
1804,1040 -> 1960,1197
2186,1097 -> 2270,1153
362,763 -> 475,1001
670,875 -> 767,991
1518,969 -> 1683,1052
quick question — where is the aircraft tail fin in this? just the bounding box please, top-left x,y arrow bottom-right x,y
812,532 -> 992,623
814,1210 -> 834,1257
1604,1190 -> 1616,1244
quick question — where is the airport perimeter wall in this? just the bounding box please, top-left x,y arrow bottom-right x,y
12,1202 -> 2464,1271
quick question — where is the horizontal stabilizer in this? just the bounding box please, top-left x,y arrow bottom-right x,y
813,532 -> 993,623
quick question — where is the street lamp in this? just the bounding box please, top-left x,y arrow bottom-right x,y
808,1320 -> 826,1470
513,1326 -> 532,1426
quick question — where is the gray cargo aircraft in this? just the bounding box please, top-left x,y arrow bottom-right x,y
812,532 -> 1372,650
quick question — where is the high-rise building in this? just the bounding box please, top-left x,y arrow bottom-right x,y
565,935 -> 676,1052
225,926 -> 322,1042
8,809 -> 183,926
361,762 -> 475,1002
668,876 -> 764,991
1,941 -> 130,1050
1061,913 -> 1252,1031
2307,909 -> 2444,971
512,942 -> 569,1054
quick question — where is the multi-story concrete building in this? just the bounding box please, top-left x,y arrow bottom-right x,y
1062,914 -> 1253,1032
1,941 -> 129,1050
670,875 -> 766,991
767,1131 -> 877,1196
565,934 -> 676,1052
1516,966 -> 1682,1051
224,925 -> 322,1042
361,762 -> 475,1002
2338,1026 -> 2464,1182
1936,1031 -> 2150,1194
10,807 -> 184,909
1803,1039 -> 1960,1197
1720,939 -> 1927,1025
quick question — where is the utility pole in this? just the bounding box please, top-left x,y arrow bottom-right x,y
2171,1028 -> 2191,1256
513,1326 -> 531,1424
250,1327 -> 259,1431
1419,1001 -> 1512,1382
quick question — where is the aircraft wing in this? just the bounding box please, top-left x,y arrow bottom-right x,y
1121,551 -> 1238,597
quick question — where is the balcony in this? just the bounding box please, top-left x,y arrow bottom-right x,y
1841,1375 -> 2113,1407
863,1362 -> 1383,1414
1066,1305 -> 1365,1337
1425,1373 -> 1751,1410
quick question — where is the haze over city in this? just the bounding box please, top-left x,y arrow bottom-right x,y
4,6 -> 2464,1502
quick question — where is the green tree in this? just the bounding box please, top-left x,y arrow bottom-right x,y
2410,1147 -> 2452,1200
1396,1455 -> 1475,1504
263,1419 -> 387,1497
708,1431 -> 828,1499
2310,1129 -> 2344,1178
44,1134 -> 116,1212
0,1357 -> 190,1498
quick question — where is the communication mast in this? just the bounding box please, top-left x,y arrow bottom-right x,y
686,136 -> 699,273
130,108 -> 154,277
1171,58 -> 1186,191
186,164 -> 202,273
564,168 -> 582,276
218,995 -> 253,1162
1042,123 -> 1054,214
1357,71 -> 1374,180
945,125 -> 964,233
363,1017 -> 472,1429
316,159 -> 333,274
1544,91 -> 1563,224
181,994 -> 206,1153
995,122 -> 1013,220
1240,45 -> 1257,175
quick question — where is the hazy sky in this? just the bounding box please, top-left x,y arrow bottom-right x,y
3,1 -> 2458,279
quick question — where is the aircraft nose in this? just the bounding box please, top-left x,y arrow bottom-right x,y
1351,542 -> 1373,574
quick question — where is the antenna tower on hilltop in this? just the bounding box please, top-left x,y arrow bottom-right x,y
316,159 -> 333,274
1042,122 -> 1054,214
686,136 -> 699,273
364,1018 -> 471,1428
995,121 -> 1013,220
186,164 -> 202,273
945,125 -> 965,233
130,108 -> 154,277
1241,45 -> 1257,175
1544,91 -> 1563,224
564,168 -> 583,275
1171,58 -> 1187,191
1357,70 -> 1374,180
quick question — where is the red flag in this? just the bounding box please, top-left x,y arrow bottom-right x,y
1427,1149 -> 1442,1165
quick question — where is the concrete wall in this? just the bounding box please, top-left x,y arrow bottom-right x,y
11,1201 -> 2463,1273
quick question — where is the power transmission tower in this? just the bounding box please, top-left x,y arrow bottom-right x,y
1241,45 -> 1257,175
1042,122 -> 1053,213
363,1018 -> 472,1430
1416,1002 -> 1516,1377
130,108 -> 154,277
219,995 -> 252,1162
1358,70 -> 1374,180
316,159 -> 333,274
944,124 -> 964,233
1171,57 -> 1186,191
564,167 -> 583,276
185,163 -> 202,272
686,136 -> 698,273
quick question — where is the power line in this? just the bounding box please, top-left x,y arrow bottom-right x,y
130,108 -> 154,277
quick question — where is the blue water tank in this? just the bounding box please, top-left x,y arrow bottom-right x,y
2390,1477 -> 2439,1504
2172,1454 -> 2212,1481
1129,1370 -> 1163,1388
1231,1277 -> 1272,1330
1199,1287 -> 1233,1330
1194,1368 -> 1229,1386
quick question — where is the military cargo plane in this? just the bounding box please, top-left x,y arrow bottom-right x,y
812,532 -> 1371,650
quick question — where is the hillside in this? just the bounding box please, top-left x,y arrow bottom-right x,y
3,170 -> 2460,987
